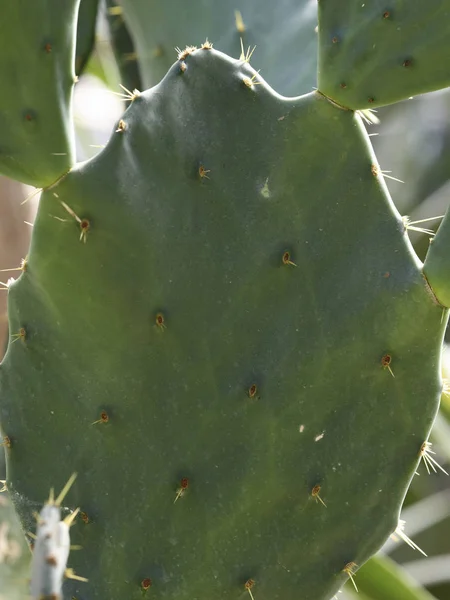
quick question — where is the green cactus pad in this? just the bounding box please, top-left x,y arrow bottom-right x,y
119,0 -> 318,95
106,0 -> 142,97
0,0 -> 78,187
0,48 -> 446,600
318,0 -> 450,109
0,449 -> 30,600
423,213 -> 450,307
75,0 -> 100,76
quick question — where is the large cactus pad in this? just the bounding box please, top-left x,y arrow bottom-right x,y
0,48 -> 446,600
0,0 -> 79,186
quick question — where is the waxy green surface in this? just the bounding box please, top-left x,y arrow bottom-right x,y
0,49 -> 445,599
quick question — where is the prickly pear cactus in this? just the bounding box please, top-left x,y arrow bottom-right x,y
105,0 -> 142,96
1,1 -> 450,600
117,0 -> 318,94
0,0 -> 79,186
75,0 -> 100,77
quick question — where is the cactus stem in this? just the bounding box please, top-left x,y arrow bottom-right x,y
342,562 -> 358,592
235,10 -> 246,33
381,354 -> 395,378
243,71 -> 262,89
419,441 -> 449,475
391,520 -> 427,556
175,46 -> 197,61
239,39 -> 256,63
92,410 -> 109,425
311,484 -> 327,507
282,251 -> 297,267
59,201 -> 90,243
174,477 -> 189,503
11,327 -> 26,344
244,579 -> 256,600
116,119 -> 127,133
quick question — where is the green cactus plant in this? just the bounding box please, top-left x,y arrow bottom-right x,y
75,0 -> 100,77
116,0 -> 318,95
0,445 -> 30,600
0,0 -> 79,187
105,0 -> 142,97
1,1 -> 450,600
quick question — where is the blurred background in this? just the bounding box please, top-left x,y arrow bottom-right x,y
1,2 -> 449,599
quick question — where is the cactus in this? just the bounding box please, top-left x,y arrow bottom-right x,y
317,2 -> 450,109
75,0 -> 100,77
0,0 -> 79,187
105,0 -> 142,98
117,0 -> 318,95
0,446 -> 30,600
1,1 -> 450,600
29,473 -> 85,600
